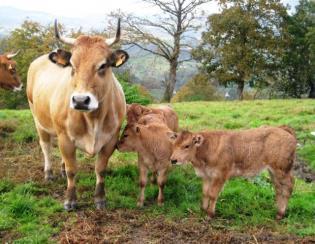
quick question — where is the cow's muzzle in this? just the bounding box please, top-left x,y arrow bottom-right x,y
70,92 -> 99,112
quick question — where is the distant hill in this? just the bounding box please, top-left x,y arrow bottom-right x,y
0,6 -> 198,100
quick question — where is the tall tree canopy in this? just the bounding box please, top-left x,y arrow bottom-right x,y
113,0 -> 209,102
279,0 -> 315,98
193,0 -> 288,100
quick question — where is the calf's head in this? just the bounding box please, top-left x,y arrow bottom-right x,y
0,51 -> 22,91
117,124 -> 142,152
169,131 -> 204,165
53,19 -> 128,112
126,104 -> 152,124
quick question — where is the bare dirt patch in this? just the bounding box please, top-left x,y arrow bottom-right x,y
57,209 -> 315,244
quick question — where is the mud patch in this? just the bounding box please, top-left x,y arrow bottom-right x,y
293,159 -> 315,183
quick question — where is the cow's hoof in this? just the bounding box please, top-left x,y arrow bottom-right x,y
64,201 -> 77,211
44,170 -> 54,181
95,200 -> 106,210
157,201 -> 164,207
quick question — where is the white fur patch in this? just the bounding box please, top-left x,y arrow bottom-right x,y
13,83 -> 23,92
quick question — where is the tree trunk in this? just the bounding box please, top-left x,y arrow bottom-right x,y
163,61 -> 177,102
237,81 -> 244,100
308,80 -> 315,98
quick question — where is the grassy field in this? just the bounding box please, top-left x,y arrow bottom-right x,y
0,99 -> 315,242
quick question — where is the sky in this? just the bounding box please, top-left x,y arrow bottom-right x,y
0,0 -> 300,18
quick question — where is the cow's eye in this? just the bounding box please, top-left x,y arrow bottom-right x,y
184,145 -> 190,149
98,63 -> 106,71
124,134 -> 128,138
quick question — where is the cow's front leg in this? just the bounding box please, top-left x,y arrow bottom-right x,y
58,135 -> 77,211
94,136 -> 117,209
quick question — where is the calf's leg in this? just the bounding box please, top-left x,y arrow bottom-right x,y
157,168 -> 168,206
58,134 -> 77,211
270,169 -> 294,220
137,163 -> 148,207
202,179 -> 211,211
206,177 -> 225,218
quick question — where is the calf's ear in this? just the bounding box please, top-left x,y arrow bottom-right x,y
110,50 -> 129,67
192,134 -> 204,147
48,49 -> 72,67
167,131 -> 178,141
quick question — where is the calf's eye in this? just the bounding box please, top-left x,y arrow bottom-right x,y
124,134 -> 128,138
184,145 -> 190,149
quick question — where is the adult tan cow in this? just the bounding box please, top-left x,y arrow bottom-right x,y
27,19 -> 128,210
0,51 -> 23,91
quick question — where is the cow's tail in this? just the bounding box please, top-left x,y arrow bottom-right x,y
279,125 -> 296,138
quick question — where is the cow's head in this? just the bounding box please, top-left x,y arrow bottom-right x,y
0,51 -> 22,91
54,19 -> 128,112
168,130 -> 204,165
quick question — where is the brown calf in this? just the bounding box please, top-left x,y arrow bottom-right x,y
117,123 -> 174,207
169,126 -> 296,220
127,103 -> 178,131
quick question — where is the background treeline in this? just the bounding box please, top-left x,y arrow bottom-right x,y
0,0 -> 314,108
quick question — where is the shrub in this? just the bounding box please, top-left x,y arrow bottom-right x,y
172,73 -> 222,102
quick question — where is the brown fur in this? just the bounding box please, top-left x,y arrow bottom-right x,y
169,126 -> 296,220
0,54 -> 22,90
127,103 -> 178,131
117,123 -> 174,207
27,33 -> 127,210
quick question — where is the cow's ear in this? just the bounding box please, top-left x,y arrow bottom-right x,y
192,134 -> 204,147
110,50 -> 129,67
48,49 -> 72,67
167,131 -> 178,141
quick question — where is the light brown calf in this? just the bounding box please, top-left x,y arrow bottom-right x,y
127,103 -> 178,131
169,126 -> 296,220
117,123 -> 173,207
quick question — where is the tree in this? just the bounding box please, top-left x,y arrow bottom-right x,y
0,20 -> 56,108
171,73 -> 221,102
112,0 -> 209,102
193,0 -> 288,100
279,0 -> 315,98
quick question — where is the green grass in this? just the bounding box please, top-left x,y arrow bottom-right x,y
0,99 -> 315,241
0,180 -> 63,243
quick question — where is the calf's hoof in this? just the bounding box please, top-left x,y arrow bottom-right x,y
137,201 -> 144,208
44,170 -> 54,181
276,212 -> 284,221
64,200 -> 77,211
206,211 -> 215,219
95,200 -> 106,210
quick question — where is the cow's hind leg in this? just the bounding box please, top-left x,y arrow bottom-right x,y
94,136 -> 117,209
36,124 -> 53,181
269,169 -> 294,220
58,134 -> 77,211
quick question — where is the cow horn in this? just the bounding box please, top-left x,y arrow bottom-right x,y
105,18 -> 121,46
6,50 -> 20,59
54,19 -> 76,45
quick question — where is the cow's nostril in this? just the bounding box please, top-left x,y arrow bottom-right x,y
84,96 -> 91,105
